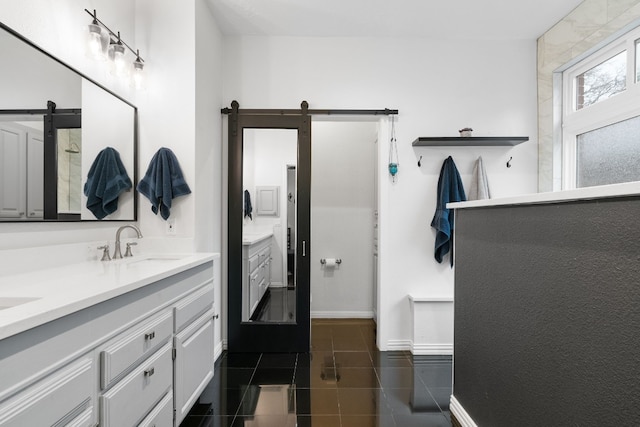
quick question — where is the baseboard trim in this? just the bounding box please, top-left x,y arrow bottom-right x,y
385,339 -> 412,351
311,311 -> 374,319
214,341 -> 224,361
450,396 -> 478,427
411,343 -> 453,356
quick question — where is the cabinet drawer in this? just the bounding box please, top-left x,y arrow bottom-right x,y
248,253 -> 260,273
174,281 -> 214,332
0,356 -> 94,427
100,309 -> 173,389
259,246 -> 271,262
100,343 -> 172,427
138,390 -> 173,427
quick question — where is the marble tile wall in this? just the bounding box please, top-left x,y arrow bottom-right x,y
537,0 -> 640,191
56,129 -> 82,213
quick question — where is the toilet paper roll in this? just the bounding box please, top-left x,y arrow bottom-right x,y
324,258 -> 337,268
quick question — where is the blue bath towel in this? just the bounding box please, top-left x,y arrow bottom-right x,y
83,147 -> 132,219
431,156 -> 466,266
244,190 -> 253,220
137,147 -> 191,220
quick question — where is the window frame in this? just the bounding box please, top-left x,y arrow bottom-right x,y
561,26 -> 640,189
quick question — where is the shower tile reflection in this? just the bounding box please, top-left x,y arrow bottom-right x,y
180,319 -> 453,427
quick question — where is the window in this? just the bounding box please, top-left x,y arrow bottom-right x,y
576,116 -> 640,187
575,50 -> 626,110
561,27 -> 640,189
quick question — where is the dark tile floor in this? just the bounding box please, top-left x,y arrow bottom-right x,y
180,319 -> 453,427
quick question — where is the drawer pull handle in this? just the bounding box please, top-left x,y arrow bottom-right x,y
144,367 -> 155,377
145,331 -> 155,340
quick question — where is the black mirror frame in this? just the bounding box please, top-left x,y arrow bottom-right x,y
0,21 -> 138,222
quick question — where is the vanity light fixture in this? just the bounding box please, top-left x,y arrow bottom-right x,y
85,9 -> 145,87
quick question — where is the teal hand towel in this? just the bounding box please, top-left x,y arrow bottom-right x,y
83,147 -> 132,219
137,147 -> 191,220
431,156 -> 466,265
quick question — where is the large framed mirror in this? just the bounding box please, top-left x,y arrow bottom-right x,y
0,22 -> 137,222
228,102 -> 311,353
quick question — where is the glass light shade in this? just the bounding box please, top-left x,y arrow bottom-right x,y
132,59 -> 144,89
87,23 -> 108,60
109,42 -> 127,76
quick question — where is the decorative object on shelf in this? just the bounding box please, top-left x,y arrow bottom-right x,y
506,156 -> 513,168
85,9 -> 145,89
388,115 -> 399,182
459,127 -> 473,137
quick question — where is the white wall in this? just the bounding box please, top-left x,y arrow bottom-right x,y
194,0 -> 224,356
134,0 -> 196,239
310,120 -> 377,318
222,35 -> 539,349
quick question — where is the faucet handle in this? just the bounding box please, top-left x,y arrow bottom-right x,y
125,242 -> 138,257
97,245 -> 111,261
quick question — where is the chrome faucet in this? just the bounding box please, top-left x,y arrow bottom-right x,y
113,225 -> 143,259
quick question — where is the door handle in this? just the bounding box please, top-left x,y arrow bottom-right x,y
302,241 -> 306,257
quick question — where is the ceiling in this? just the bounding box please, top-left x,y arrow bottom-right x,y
208,0 -> 584,40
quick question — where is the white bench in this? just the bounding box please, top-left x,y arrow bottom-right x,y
408,295 -> 454,355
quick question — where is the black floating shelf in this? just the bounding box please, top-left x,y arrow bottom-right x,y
412,136 -> 529,147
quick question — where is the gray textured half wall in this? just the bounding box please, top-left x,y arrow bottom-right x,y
453,197 -> 640,426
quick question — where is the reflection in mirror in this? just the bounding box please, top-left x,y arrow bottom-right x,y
242,129 -> 298,323
0,22 -> 136,221
57,128 -> 82,215
0,116 -> 44,219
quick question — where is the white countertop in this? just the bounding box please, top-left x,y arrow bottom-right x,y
0,252 -> 218,341
448,181 -> 640,210
242,231 -> 273,245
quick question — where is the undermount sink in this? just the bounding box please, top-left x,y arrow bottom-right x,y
0,297 -> 41,311
125,255 -> 187,265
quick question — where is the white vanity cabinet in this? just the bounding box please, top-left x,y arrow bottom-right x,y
242,235 -> 272,320
0,256 -> 216,427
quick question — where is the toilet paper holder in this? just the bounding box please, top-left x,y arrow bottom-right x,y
320,258 -> 342,265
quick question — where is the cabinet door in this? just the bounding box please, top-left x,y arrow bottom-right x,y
26,132 -> 44,219
0,357 -> 95,427
255,186 -> 279,216
0,126 -> 26,219
174,309 -> 215,426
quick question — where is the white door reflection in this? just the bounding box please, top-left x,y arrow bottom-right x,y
242,129 -> 297,323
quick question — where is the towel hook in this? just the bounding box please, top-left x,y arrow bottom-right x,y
417,155 -> 422,167
506,156 -> 512,168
